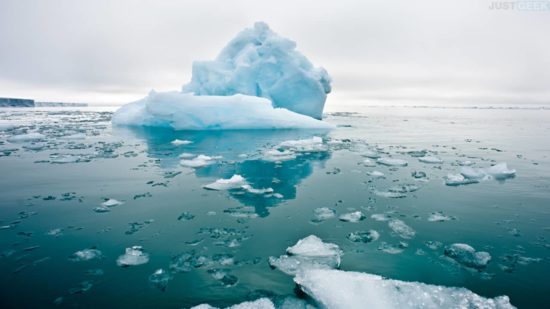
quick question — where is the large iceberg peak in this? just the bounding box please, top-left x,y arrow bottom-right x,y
183,21 -> 332,120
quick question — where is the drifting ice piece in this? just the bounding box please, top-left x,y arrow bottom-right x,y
295,268 -> 515,309
112,22 -> 333,130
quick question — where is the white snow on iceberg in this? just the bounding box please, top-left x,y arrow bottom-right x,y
113,22 -> 333,130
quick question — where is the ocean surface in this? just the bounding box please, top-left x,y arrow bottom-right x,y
0,105 -> 548,308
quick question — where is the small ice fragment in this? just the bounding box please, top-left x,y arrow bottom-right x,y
374,190 -> 407,199
116,246 -> 149,267
444,243 -> 491,270
347,230 -> 379,243
22,143 -> 47,151
411,171 -> 427,179
361,150 -> 381,159
457,160 -> 474,166
311,207 -> 336,223
269,235 -> 343,275
378,242 -> 407,254
203,175 -> 247,190
367,171 -> 384,178
149,268 -> 173,292
241,184 -> 274,195
445,174 -> 479,186
278,136 -> 327,153
178,211 -> 195,221
47,228 -> 63,237
171,139 -> 193,146
485,162 -> 516,180
371,213 -> 392,221
101,199 -> 123,207
377,158 -> 408,166
427,212 -> 452,222
93,206 -> 110,213
419,156 -> 443,164
339,211 -> 365,223
388,219 -> 416,239
69,249 -> 103,262
180,155 -> 217,168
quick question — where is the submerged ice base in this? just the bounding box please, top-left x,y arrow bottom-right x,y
113,22 -> 332,130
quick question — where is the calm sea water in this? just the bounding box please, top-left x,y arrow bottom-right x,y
0,106 -> 548,308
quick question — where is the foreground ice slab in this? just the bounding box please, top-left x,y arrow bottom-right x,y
295,268 -> 515,309
113,22 -> 333,130
269,235 -> 343,275
112,92 -> 333,130
183,22 -> 331,120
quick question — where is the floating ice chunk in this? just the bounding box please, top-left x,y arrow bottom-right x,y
455,163 -> 516,183
378,242 -> 407,254
203,175 -> 247,190
116,246 -> 150,267
149,268 -> 173,292
311,207 -> 336,223
428,212 -> 453,222
377,158 -> 408,166
367,171 -> 384,178
269,235 -> 343,275
347,230 -> 379,243
69,249 -> 103,262
262,149 -> 297,162
457,160 -> 474,166
485,163 -> 516,180
7,132 -> 45,143
171,139 -> 193,146
294,268 -> 515,309
191,298 -> 276,309
388,219 -> 416,239
444,243 -> 491,270
242,184 -> 274,195
388,184 -> 419,193
113,92 -> 334,130
338,211 -> 365,223
93,206 -> 110,213
101,198 -> 123,207
278,136 -> 326,153
419,156 -> 443,164
50,154 -> 83,164
374,190 -> 406,199
180,154 -> 217,168
183,22 -> 331,120
445,174 -> 479,186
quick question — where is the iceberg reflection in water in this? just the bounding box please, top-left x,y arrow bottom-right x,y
119,127 -> 331,217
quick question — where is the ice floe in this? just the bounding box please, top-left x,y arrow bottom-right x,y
311,207 -> 336,223
377,158 -> 408,166
203,175 -> 247,191
116,246 -> 150,267
446,162 -> 516,185
170,139 -> 193,146
444,243 -> 491,270
347,230 -> 379,243
69,248 -> 103,262
419,156 -> 443,164
388,219 -> 416,239
180,155 -> 218,168
269,235 -> 343,275
338,211 -> 365,222
7,132 -> 45,143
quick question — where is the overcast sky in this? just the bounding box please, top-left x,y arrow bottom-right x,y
1,0 -> 549,107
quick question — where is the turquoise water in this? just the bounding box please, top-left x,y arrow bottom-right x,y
0,106 -> 548,308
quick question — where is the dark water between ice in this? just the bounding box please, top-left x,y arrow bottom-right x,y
0,106 -> 548,308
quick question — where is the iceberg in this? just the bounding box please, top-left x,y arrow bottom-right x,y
203,174 -> 247,191
113,22 -> 333,130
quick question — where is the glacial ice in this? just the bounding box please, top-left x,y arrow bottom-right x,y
294,268 -> 515,309
419,156 -> 443,164
347,230 -> 380,243
170,139 -> 192,146
7,132 -> 45,143
311,207 -> 336,223
180,154 -> 218,168
101,198 -> 123,207
446,162 -> 516,185
69,249 -> 103,262
112,22 -> 333,130
338,211 -> 365,222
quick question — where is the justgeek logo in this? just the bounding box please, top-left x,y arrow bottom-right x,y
489,1 -> 550,11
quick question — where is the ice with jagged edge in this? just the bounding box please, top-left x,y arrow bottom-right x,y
112,22 -> 333,130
